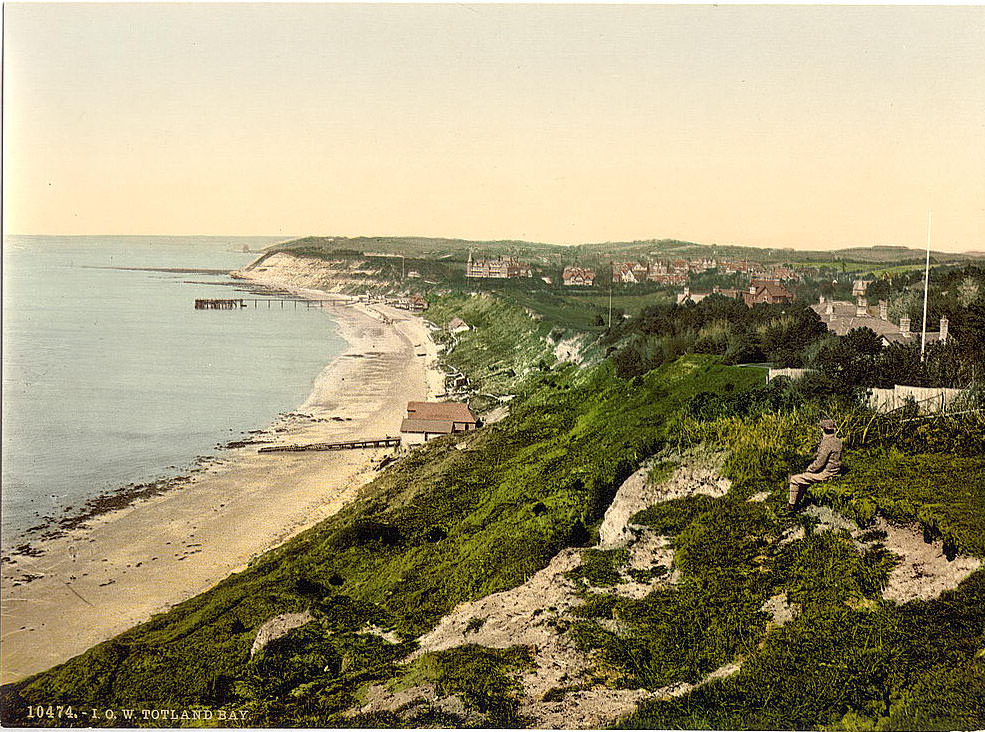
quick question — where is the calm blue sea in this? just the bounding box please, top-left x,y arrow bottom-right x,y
2,236 -> 346,544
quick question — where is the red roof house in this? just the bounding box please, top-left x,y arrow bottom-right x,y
400,401 -> 478,443
743,279 -> 794,307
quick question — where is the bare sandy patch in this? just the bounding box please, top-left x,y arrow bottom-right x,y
362,455 -> 738,728
802,505 -> 981,604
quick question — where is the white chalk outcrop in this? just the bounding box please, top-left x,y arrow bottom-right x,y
358,453 -> 738,728
803,505 -> 981,604
234,252 -> 377,292
599,456 -> 730,548
250,611 -> 314,657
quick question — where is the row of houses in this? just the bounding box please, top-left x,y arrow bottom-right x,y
465,253 -> 532,279
720,260 -> 798,280
562,266 -> 596,286
612,261 -> 680,284
462,253 -> 802,288
388,293 -> 429,312
612,259 -> 800,285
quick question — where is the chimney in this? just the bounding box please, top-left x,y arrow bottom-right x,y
819,295 -> 826,305
825,300 -> 834,316
856,297 -> 867,318
749,284 -> 757,295
900,317 -> 911,336
940,317 -> 949,343
879,300 -> 888,320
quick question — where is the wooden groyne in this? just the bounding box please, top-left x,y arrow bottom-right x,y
258,437 -> 401,453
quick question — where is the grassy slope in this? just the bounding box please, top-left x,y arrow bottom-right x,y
3,293 -> 982,731
609,409 -> 985,731
676,408 -> 985,557
0,295 -> 761,727
425,293 -> 554,395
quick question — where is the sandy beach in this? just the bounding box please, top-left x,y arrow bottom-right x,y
0,291 -> 444,684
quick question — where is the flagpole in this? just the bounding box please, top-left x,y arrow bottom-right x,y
920,211 -> 932,362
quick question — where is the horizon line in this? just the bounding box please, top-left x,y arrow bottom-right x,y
5,232 -> 983,256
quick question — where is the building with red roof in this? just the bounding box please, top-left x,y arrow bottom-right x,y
743,279 -> 794,306
400,401 -> 478,444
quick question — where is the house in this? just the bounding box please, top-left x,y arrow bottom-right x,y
466,252 -> 532,279
810,297 -> 953,348
562,266 -> 596,286
612,261 -> 649,284
881,316 -> 952,347
677,285 -> 742,305
448,317 -> 471,333
411,294 -> 428,312
646,261 -> 686,284
400,401 -> 478,444
649,272 -> 687,285
852,280 -> 872,298
812,297 -> 901,339
743,279 -> 794,306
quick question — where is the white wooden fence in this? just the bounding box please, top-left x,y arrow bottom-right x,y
867,386 -> 970,414
766,368 -> 815,383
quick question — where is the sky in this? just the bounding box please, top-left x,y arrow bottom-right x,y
3,3 -> 984,252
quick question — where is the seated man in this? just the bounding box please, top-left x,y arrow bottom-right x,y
788,418 -> 842,512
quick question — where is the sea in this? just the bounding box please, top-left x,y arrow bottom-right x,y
1,235 -> 347,545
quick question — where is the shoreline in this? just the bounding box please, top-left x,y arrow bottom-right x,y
0,282 -> 336,555
0,277 -> 444,684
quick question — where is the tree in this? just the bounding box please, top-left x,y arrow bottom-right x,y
613,344 -> 647,380
873,342 -> 924,388
815,327 -> 885,389
758,309 -> 829,367
957,276 -> 981,307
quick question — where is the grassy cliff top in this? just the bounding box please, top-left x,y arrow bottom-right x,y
268,235 -> 983,268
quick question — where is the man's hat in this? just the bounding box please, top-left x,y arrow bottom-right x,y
819,418 -> 836,431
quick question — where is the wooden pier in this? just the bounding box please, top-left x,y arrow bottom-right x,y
195,298 -> 245,309
195,298 -> 352,310
258,437 -> 401,453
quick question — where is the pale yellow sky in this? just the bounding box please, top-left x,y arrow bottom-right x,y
3,4 -> 984,251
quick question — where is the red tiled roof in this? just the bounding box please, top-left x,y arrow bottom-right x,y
752,282 -> 793,299
406,401 -> 477,424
